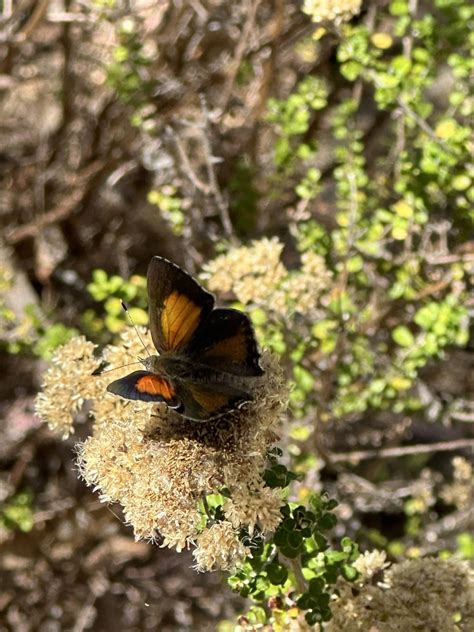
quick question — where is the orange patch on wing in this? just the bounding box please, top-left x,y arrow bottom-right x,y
136,374 -> 175,400
203,331 -> 248,363
188,386 -> 232,413
161,291 -> 202,350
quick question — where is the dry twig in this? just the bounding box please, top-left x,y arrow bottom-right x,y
330,438 -> 474,464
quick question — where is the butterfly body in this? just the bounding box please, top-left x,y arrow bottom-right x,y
143,354 -> 250,388
107,257 -> 264,421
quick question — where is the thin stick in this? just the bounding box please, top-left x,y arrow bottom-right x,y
5,160 -> 104,244
219,0 -> 260,111
202,494 -> 211,518
397,99 -> 452,150
280,555 -> 307,593
166,125 -> 211,193
199,94 -> 236,240
329,438 -> 474,464
368,71 -> 457,156
17,0 -> 50,41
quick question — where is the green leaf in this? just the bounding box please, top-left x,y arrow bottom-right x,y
127,307 -> 148,326
391,55 -> 412,75
305,611 -> 321,625
452,175 -> 471,191
296,593 -> 312,610
287,532 -> 303,549
414,303 -> 439,329
376,73 -> 400,88
293,366 -> 315,392
342,564 -> 359,582
346,255 -> 364,273
340,61 -> 363,81
392,325 -> 415,347
311,319 -> 338,340
263,469 -> 281,489
247,606 -> 267,624
318,512 -> 337,530
266,562 -> 289,585
104,296 -> 123,316
250,308 -> 268,325
274,528 -> 289,548
390,0 -> 409,16
308,577 -> 325,596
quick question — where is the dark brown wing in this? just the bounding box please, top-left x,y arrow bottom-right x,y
174,380 -> 252,421
147,257 -> 214,353
107,370 -> 179,406
184,308 -> 264,377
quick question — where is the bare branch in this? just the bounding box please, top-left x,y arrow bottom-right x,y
199,95 -> 236,240
219,0 -> 261,112
165,125 -> 211,194
330,438 -> 474,464
5,161 -> 105,244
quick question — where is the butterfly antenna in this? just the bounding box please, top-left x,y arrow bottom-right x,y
121,300 -> 152,357
92,360 -> 143,376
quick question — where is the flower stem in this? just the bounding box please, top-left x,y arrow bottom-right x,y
282,554 -> 308,593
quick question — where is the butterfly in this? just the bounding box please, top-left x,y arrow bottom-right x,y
106,256 -> 264,421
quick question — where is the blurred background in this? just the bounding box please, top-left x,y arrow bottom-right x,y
0,0 -> 473,630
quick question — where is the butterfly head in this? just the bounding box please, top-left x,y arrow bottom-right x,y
140,354 -> 160,372
140,353 -> 182,380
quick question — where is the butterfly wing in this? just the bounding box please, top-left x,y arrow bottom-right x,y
185,308 -> 264,377
147,256 -> 214,354
174,380 -> 252,421
107,370 -> 179,406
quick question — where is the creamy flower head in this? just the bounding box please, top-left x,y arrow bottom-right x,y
77,348 -> 286,566
193,521 -> 250,572
35,326 -> 288,569
224,481 -> 283,535
328,557 -> 474,631
441,456 -> 473,510
203,237 -> 286,306
203,238 -> 331,317
352,549 -> 389,580
35,336 -> 100,438
302,0 -> 362,24
34,329 -> 152,438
